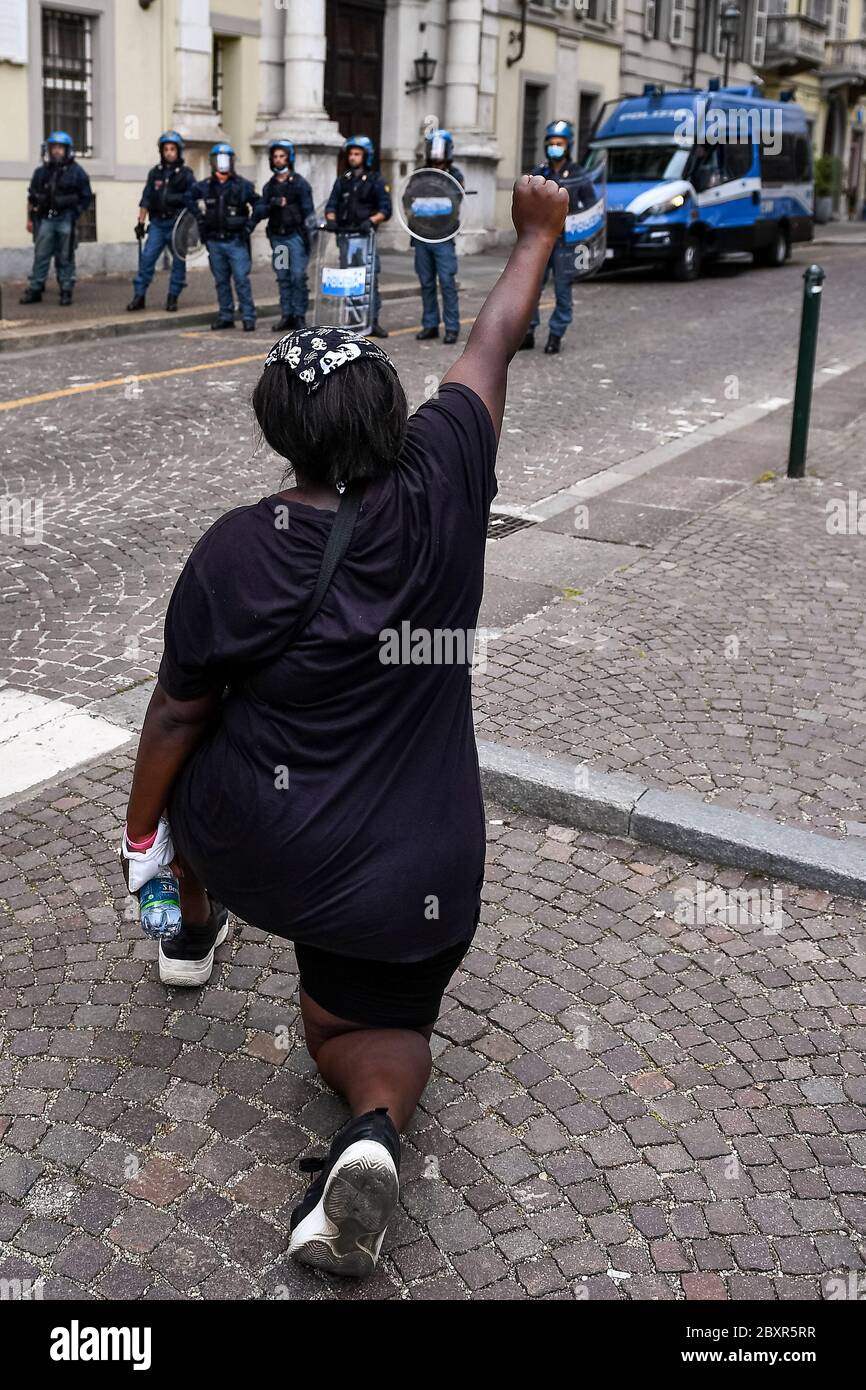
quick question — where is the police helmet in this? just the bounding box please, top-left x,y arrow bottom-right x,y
158,131 -> 185,162
268,138 -> 295,171
210,142 -> 235,175
344,134 -> 374,169
545,119 -> 575,149
424,128 -> 454,164
44,131 -> 74,162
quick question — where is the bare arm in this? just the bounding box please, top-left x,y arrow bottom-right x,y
124,683 -> 221,840
442,175 -> 568,438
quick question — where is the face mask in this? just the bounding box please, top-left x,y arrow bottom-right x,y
547,145 -> 566,162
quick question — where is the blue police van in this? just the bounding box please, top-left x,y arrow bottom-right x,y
586,82 -> 814,281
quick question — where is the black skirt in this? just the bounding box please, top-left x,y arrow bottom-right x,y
294,934 -> 475,1028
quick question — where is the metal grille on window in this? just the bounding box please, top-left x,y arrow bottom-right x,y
42,8 -> 93,157
670,0 -> 686,44
212,36 -> 224,119
521,83 -> 546,174
753,0 -> 769,64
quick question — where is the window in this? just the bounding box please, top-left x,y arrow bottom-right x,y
521,82 -> 547,173
212,36 -> 225,119
577,91 -> 600,160
721,143 -> 754,179
670,0 -> 686,44
644,0 -> 658,38
761,132 -> 807,183
793,133 -> 812,180
834,0 -> 848,39
606,0 -> 618,23
753,0 -> 769,64
42,8 -> 94,157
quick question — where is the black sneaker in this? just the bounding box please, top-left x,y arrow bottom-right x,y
288,1107 -> 400,1278
518,331 -> 535,350
158,897 -> 230,987
544,334 -> 562,355
415,326 -> 438,340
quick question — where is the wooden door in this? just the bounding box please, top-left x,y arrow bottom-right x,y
325,0 -> 385,165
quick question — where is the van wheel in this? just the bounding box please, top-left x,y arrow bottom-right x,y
754,228 -> 788,268
671,236 -> 702,282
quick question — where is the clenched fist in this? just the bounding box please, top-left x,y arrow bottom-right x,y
511,175 -> 569,245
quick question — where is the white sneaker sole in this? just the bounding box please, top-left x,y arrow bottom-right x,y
288,1139 -> 399,1278
158,919 -> 230,987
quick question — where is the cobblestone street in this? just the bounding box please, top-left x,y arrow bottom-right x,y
1,241 -> 865,1304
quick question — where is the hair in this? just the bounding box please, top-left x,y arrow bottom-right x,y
252,356 -> 408,487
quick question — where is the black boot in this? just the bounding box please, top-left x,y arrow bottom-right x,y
19,288 -> 43,305
518,331 -> 535,350
443,330 -> 459,345
59,289 -> 73,307
242,320 -> 256,332
165,295 -> 178,312
272,315 -> 296,332
544,334 -> 562,355
416,326 -> 438,341
211,318 -> 235,330
295,315 -> 306,329
288,1107 -> 401,1278
127,294 -> 146,311
369,321 -> 389,339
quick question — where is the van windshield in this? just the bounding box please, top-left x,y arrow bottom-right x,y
586,142 -> 691,184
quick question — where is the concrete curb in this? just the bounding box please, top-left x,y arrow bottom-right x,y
0,281 -> 419,354
478,740 -> 866,898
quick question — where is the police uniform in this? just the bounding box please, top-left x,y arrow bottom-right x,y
414,163 -> 465,340
325,168 -> 392,323
25,157 -> 92,299
190,172 -> 258,327
134,161 -> 196,304
253,170 -> 315,324
529,159 -> 596,343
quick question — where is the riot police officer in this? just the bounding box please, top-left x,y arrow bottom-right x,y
325,135 -> 391,338
190,143 -> 258,331
522,120 -> 595,355
21,132 -> 92,307
414,128 -> 464,346
252,138 -> 315,333
128,131 -> 196,313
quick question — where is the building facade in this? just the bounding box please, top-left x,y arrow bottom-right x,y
0,0 -> 861,276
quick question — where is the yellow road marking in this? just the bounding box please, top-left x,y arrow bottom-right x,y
0,299 -> 555,412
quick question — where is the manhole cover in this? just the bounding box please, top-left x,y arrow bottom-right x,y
487,513 -> 536,540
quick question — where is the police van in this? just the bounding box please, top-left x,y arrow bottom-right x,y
586,82 -> 813,281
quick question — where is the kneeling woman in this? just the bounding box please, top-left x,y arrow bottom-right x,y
121,175 -> 568,1277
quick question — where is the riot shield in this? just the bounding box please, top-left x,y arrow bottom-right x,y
311,224 -> 376,336
171,209 -> 208,265
552,152 -> 607,283
394,167 -> 464,244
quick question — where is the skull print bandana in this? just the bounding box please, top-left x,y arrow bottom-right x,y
263,326 -> 397,394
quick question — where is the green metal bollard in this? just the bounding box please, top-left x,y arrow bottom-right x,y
787,263 -> 825,479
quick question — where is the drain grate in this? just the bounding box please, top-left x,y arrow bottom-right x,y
487,512 -> 537,540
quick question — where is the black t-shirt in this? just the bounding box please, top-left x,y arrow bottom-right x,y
159,383 -> 498,961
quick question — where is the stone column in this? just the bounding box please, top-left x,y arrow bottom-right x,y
256,0 -> 285,127
171,0 -> 223,158
442,0 -> 500,252
252,0 -> 343,212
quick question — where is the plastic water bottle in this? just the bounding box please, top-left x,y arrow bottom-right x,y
139,873 -> 182,941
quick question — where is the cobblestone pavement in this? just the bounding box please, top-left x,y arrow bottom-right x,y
475,369 -> 866,840
1,757 -> 864,1301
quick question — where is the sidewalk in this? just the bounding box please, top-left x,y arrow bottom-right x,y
1,753 -> 863,1300
475,359 -> 866,845
0,248 -> 507,353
